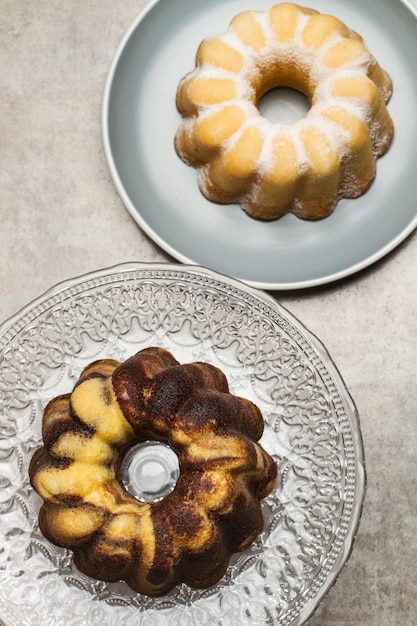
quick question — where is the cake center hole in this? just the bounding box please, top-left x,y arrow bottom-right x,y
121,441 -> 180,503
257,87 -> 310,125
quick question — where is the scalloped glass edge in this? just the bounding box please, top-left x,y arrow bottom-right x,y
0,261 -> 366,626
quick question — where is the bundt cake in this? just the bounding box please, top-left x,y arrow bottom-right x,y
29,347 -> 277,596
174,2 -> 394,220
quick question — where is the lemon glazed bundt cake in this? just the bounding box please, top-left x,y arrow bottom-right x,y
29,347 -> 277,596
174,2 -> 394,220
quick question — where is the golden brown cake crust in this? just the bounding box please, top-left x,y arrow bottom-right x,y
174,2 -> 394,220
29,347 -> 277,596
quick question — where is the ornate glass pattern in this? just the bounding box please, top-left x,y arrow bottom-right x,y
0,263 -> 365,625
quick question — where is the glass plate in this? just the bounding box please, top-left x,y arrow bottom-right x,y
0,263 -> 365,625
102,0 -> 417,289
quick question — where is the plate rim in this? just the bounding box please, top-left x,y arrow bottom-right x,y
0,261 -> 366,625
102,0 -> 417,291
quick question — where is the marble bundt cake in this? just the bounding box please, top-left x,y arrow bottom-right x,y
175,2 -> 394,220
29,347 -> 277,596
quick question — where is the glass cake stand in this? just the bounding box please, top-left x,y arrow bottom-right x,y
0,262 -> 365,625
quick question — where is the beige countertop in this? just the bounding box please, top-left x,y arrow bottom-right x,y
1,1 -> 416,624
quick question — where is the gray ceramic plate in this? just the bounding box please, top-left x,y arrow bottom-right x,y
0,262 -> 365,625
103,0 -> 417,290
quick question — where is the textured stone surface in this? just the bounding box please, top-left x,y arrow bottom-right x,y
1,2 -> 416,624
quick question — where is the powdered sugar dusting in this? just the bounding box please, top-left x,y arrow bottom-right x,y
175,3 -> 393,219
